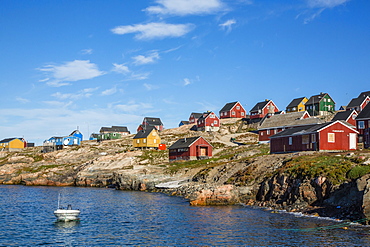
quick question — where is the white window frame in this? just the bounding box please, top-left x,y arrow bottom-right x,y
358,121 -> 365,129
328,133 -> 335,143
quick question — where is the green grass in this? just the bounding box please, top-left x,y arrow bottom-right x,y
347,165 -> 370,180
276,154 -> 356,185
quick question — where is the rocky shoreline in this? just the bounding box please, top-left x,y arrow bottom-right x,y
1,120 -> 370,224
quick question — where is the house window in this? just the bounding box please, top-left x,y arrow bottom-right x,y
302,135 -> 309,144
358,121 -> 365,129
289,137 -> 292,145
154,139 -> 157,143
232,111 -> 235,115
236,106 -> 240,110
143,139 -> 146,143
137,140 -> 140,144
267,130 -> 270,135
311,134 -> 316,143
328,99 -> 331,102
214,120 -> 218,125
241,112 -> 245,116
274,129 -> 277,134
352,114 -> 357,120
328,133 -> 335,143
210,114 -> 215,118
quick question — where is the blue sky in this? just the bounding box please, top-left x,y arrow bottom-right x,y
1,0 -> 369,145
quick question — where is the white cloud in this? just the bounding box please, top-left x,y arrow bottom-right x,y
16,97 -> 30,103
112,63 -> 130,74
183,76 -> 200,86
143,83 -> 159,91
81,49 -> 93,55
101,87 -> 117,96
219,19 -> 236,32
184,78 -> 192,86
111,22 -> 194,40
39,60 -> 105,86
51,88 -> 98,100
124,72 -> 151,81
145,0 -> 225,16
132,51 -> 160,65
307,0 -> 350,8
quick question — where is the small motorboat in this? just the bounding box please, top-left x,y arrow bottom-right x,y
54,194 -> 80,221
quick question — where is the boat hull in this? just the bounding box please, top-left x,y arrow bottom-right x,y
54,209 -> 80,221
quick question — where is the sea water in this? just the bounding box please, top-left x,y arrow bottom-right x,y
1,185 -> 369,246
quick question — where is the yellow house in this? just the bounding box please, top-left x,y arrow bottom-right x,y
132,127 -> 161,149
0,138 -> 25,151
286,97 -> 308,113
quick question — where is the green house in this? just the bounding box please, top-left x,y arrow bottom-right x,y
98,132 -> 122,141
305,93 -> 335,116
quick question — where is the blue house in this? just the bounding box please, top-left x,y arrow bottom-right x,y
43,129 -> 83,152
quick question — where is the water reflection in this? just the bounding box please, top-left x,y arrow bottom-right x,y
54,220 -> 80,230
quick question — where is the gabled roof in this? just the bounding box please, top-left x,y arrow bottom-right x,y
180,121 -> 189,125
111,126 -> 129,132
0,138 -> 23,143
286,97 -> 307,108
144,117 -> 163,126
347,96 -> 369,108
331,110 -> 356,122
220,101 -> 243,112
133,126 -> 157,139
270,120 -> 357,139
306,93 -> 335,105
250,100 -> 270,112
358,91 -> 370,98
356,103 -> 370,120
168,136 -> 211,149
190,112 -> 203,118
258,111 -> 322,130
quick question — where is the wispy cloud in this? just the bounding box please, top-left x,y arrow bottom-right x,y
132,51 -> 160,65
111,22 -> 194,40
145,0 -> 225,16
302,0 -> 350,23
38,60 -> 105,87
115,101 -> 153,113
52,87 -> 98,100
183,76 -> 200,86
306,0 -> 350,8
143,83 -> 159,91
101,87 -> 117,96
112,63 -> 130,74
219,19 -> 236,32
80,49 -> 93,55
16,97 -> 30,104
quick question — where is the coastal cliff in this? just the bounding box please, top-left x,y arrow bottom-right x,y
1,119 -> 370,223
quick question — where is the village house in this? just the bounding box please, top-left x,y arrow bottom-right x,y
249,99 -> 279,121
137,117 -> 164,132
346,91 -> 370,112
219,101 -> 246,119
197,111 -> 220,132
179,120 -> 189,127
168,136 -> 212,161
258,111 -> 323,143
189,112 -> 203,124
0,138 -> 26,151
100,126 -> 130,136
331,110 -> 358,127
269,120 -> 358,153
305,93 -> 335,116
43,130 -> 83,152
285,97 -> 308,113
355,103 -> 370,143
132,126 -> 161,149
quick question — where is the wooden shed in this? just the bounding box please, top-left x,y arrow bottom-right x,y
168,136 -> 212,161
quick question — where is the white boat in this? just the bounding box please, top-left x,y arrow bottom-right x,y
54,194 -> 80,221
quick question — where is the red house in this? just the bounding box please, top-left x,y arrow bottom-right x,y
168,136 -> 212,161
197,111 -> 220,132
270,120 -> 358,153
356,103 -> 370,143
331,110 -> 358,127
346,91 -> 370,112
189,112 -> 203,124
250,99 -> 279,120
258,111 -> 322,143
137,117 -> 163,132
219,101 -> 246,119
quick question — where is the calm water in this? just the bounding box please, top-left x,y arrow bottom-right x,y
1,185 -> 370,246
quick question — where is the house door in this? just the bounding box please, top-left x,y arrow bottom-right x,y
349,133 -> 356,150
200,147 -> 207,156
